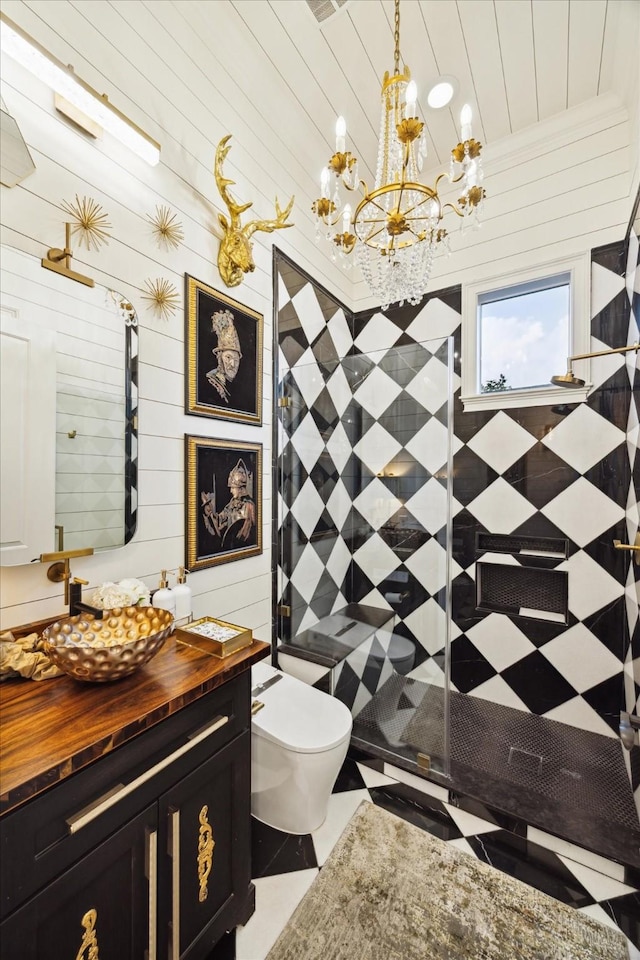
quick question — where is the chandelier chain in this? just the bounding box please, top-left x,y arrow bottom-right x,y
393,0 -> 400,75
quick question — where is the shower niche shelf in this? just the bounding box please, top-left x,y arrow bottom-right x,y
476,561 -> 568,624
476,532 -> 568,560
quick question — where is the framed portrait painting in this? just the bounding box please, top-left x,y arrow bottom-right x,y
186,435 -> 263,572
185,274 -> 263,425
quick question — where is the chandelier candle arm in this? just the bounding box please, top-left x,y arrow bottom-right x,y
311,0 -> 487,309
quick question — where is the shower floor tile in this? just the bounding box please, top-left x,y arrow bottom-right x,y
351,674 -> 640,868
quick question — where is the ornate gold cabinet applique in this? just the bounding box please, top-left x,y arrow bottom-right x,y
75,908 -> 100,960
197,805 -> 215,902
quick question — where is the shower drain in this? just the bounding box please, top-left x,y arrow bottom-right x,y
508,746 -> 543,776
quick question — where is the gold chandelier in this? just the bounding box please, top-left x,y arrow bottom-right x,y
312,0 -> 485,310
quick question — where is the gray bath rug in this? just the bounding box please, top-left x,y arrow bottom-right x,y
265,801 -> 626,960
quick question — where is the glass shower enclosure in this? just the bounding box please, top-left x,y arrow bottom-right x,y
274,327 -> 455,784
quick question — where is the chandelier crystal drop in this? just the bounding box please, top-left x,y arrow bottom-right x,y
312,0 -> 485,311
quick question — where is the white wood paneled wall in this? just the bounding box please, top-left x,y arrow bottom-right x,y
0,0 -> 353,633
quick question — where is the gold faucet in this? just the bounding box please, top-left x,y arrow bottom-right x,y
39,547 -> 94,605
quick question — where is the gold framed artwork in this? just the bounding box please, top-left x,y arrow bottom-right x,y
185,274 -> 263,425
186,435 -> 262,572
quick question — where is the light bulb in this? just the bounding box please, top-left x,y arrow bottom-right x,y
320,166 -> 330,197
460,103 -> 473,141
342,203 -> 352,234
335,115 -> 346,152
405,80 -> 417,117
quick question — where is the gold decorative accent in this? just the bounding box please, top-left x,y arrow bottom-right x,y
42,222 -> 94,287
311,197 -> 336,219
197,805 -> 215,902
61,195 -> 112,251
312,0 -> 486,309
147,204 -> 184,249
175,615 -> 253,658
417,753 -> 431,772
75,907 -> 100,960
214,134 -> 295,288
328,151 -> 356,177
141,278 -> 180,320
451,138 -> 483,163
396,117 -> 424,144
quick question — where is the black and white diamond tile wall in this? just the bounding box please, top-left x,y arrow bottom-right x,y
274,239 -> 637,788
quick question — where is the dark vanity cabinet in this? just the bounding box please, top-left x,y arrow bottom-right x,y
0,645 -> 265,960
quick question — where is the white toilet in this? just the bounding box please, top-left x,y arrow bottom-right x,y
250,661 -> 353,834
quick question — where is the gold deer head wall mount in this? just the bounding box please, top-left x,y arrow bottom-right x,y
214,135 -> 294,288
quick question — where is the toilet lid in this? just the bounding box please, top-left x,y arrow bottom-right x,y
251,662 -> 352,754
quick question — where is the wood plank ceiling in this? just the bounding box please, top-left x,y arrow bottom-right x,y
226,0 -> 624,191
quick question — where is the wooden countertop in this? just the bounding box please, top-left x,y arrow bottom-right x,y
0,633 -> 270,815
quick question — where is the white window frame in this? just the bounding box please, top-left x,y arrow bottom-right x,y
461,253 -> 590,411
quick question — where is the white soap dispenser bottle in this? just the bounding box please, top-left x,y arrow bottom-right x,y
152,569 -> 176,616
173,566 -> 192,624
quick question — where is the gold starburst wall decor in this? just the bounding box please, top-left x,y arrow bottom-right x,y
61,195 -> 112,251
142,278 -> 180,321
147,204 -> 184,250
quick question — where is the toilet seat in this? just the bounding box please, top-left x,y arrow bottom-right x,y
251,662 -> 352,755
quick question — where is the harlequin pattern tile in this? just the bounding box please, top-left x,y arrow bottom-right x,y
274,244 -> 636,835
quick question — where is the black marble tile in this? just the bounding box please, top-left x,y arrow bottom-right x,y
450,634 -> 497,693
582,673 -> 626,734
583,597 -> 628,661
465,833 -> 594,908
333,756 -> 367,793
604,892 -> 640,950
250,817 -> 318,878
500,651 -> 577,713
453,446 -> 500,506
592,240 -> 626,275
504,445 -> 581,509
204,929 -> 235,960
591,289 -> 631,348
368,784 -> 463,842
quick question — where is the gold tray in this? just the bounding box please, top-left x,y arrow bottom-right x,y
174,616 -> 252,658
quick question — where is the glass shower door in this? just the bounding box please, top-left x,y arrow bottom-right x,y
275,334 -> 454,783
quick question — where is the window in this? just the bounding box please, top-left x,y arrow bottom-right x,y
461,254 -> 590,411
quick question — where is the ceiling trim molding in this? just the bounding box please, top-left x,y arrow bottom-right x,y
482,93 -> 628,175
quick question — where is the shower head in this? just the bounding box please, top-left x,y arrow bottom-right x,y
550,370 -> 586,388
551,342 -> 639,391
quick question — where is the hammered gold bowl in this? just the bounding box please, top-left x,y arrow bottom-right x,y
42,606 -> 174,682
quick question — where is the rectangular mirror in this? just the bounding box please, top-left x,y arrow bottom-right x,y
0,245 -> 138,564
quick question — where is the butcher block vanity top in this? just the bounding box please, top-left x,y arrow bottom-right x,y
0,630 -> 270,815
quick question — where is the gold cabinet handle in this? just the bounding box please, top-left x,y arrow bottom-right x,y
66,714 -> 229,833
146,828 -> 157,960
169,807 -> 180,960
613,532 -> 640,564
251,699 -> 265,716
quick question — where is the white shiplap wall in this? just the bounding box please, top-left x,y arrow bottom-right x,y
0,0 -> 348,633
0,0 -> 637,633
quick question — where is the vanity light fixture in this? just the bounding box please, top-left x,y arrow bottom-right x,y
0,13 -> 161,166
